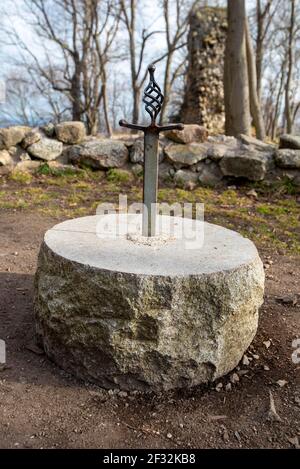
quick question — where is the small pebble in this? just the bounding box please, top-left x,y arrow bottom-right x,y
242,355 -> 250,366
215,382 -> 223,392
230,373 -> 239,384
277,379 -> 288,387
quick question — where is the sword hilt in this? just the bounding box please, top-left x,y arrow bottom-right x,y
119,119 -> 184,134
119,64 -> 184,133
118,64 -> 185,238
119,119 -> 147,132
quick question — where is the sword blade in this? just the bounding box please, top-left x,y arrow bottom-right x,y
143,130 -> 159,237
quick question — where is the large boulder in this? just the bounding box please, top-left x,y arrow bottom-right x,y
220,149 -> 274,181
158,161 -> 174,181
174,169 -> 199,189
129,137 -> 164,164
198,161 -> 223,186
275,149 -> 300,169
41,122 -> 55,138
55,121 -> 86,144
165,124 -> 208,144
207,135 -> 240,161
68,140 -> 128,169
0,126 -> 31,150
9,146 -> 31,162
14,160 -> 42,172
279,134 -> 300,150
22,130 -> 41,149
34,215 -> 265,392
0,149 -> 13,166
27,138 -> 63,161
165,143 -> 209,167
239,134 -> 276,153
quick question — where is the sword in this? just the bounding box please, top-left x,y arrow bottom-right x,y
120,64 -> 184,237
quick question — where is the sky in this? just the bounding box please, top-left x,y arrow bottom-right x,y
0,0 -> 297,130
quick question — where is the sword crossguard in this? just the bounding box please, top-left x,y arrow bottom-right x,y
119,119 -> 184,135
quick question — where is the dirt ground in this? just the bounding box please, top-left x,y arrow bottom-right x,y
0,172 -> 300,449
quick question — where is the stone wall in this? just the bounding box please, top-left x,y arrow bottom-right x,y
179,6 -> 227,133
0,122 -> 299,190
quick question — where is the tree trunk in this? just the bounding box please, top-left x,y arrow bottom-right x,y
71,61 -> 82,121
272,66 -> 286,139
102,82 -> 112,137
89,115 -> 99,136
284,0 -> 295,134
160,54 -> 172,124
224,0 -> 251,137
256,0 -> 263,99
245,19 -> 266,140
132,87 -> 140,125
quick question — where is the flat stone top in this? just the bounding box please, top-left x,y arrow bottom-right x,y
44,215 -> 259,276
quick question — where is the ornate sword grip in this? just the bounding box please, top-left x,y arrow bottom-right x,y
143,64 -> 164,125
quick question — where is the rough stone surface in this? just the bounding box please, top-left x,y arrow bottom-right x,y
0,126 -> 31,150
174,169 -> 199,188
0,149 -> 13,166
164,124 -> 208,144
179,6 -> 227,132
220,149 -> 274,181
198,161 -> 223,186
22,130 -> 41,148
34,215 -> 264,392
55,121 -> 86,144
41,122 -> 55,138
158,161 -> 174,181
239,134 -> 276,153
165,143 -> 209,167
27,138 -> 63,161
275,149 -> 300,169
131,163 -> 143,178
68,140 -> 128,169
14,160 -> 41,172
9,146 -> 31,162
279,134 -> 300,150
129,137 -> 164,164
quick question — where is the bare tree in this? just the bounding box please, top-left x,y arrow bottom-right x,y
119,0 -> 166,124
3,0 -> 119,135
159,0 -> 192,123
284,0 -> 296,134
245,18 -> 266,140
224,0 -> 251,136
255,0 -> 278,99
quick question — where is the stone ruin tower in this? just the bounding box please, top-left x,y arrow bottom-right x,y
180,6 -> 227,133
